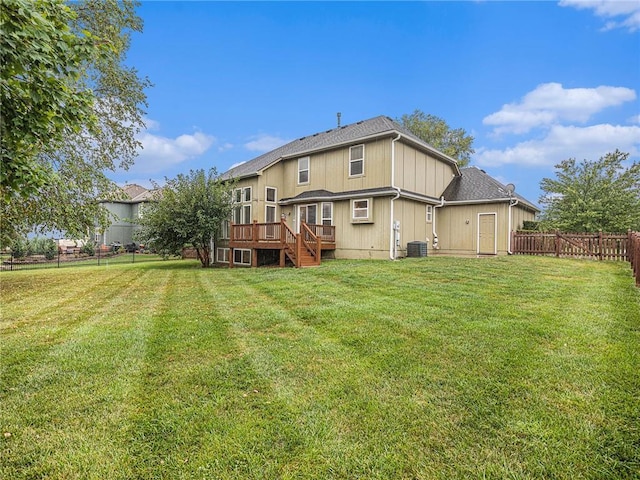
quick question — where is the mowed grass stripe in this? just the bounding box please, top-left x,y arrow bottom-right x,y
1,266 -> 173,479
0,257 -> 638,479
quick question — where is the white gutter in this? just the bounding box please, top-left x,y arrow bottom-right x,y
507,198 -> 519,254
433,196 -> 445,249
390,134 -> 402,260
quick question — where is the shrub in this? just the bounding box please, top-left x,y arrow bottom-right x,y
81,241 -> 96,256
11,238 -> 27,259
522,220 -> 540,231
43,239 -> 57,260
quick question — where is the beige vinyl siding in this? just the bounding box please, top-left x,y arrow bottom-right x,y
394,142 -> 457,197
279,139 -> 392,199
426,203 -> 536,256
511,205 -> 536,231
435,203 -> 509,255
331,197 -> 391,259
232,179 -> 260,223
392,198 -> 435,256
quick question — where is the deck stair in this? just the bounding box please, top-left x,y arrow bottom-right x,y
229,219 -> 334,268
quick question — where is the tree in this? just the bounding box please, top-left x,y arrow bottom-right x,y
539,150 -> 640,233
0,0 -> 150,245
136,169 -> 236,268
398,110 -> 474,166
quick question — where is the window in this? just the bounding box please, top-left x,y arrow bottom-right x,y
265,205 -> 277,223
242,204 -> 252,224
321,202 -> 333,237
234,188 -> 242,203
242,187 -> 252,202
426,205 -> 433,223
234,248 -> 251,265
352,198 -> 372,223
266,186 -> 277,203
232,206 -> 242,224
221,220 -> 230,239
321,202 -> 333,226
216,248 -> 230,263
298,157 -> 310,184
265,205 -> 277,238
349,144 -> 364,176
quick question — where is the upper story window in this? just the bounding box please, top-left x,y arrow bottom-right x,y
349,144 -> 364,177
243,187 -> 252,202
298,156 -> 310,184
265,186 -> 277,203
426,205 -> 433,223
234,188 -> 242,203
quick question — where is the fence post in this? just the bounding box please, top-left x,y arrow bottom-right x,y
10,252 -> 13,271
555,230 -> 560,257
598,230 -> 603,261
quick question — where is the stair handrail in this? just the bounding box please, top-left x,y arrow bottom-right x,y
301,221 -> 321,265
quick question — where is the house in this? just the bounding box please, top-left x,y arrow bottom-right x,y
96,184 -> 154,247
218,115 -> 538,267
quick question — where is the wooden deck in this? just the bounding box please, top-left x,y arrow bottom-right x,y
229,220 -> 335,267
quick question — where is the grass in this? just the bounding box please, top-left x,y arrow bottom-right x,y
1,256 -> 638,479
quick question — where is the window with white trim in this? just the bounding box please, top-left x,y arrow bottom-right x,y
221,220 -> 230,239
232,206 -> 242,225
352,198 -> 373,223
234,188 -> 242,203
216,247 -> 230,263
426,205 -> 433,223
265,186 -> 277,203
242,186 -> 252,202
234,248 -> 251,265
298,156 -> 310,184
321,202 -> 333,226
349,144 -> 364,177
242,204 -> 251,224
265,205 -> 277,223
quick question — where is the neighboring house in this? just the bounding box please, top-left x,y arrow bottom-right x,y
96,184 -> 154,246
218,115 -> 538,267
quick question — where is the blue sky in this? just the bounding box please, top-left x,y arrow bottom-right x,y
113,0 -> 640,206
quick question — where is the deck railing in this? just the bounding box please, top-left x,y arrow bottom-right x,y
230,221 -> 335,246
301,222 -> 321,265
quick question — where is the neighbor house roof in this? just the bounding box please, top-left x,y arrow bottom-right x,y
442,167 -> 539,211
221,115 -> 460,180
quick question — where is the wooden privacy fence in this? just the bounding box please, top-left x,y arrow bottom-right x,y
512,230 -> 640,286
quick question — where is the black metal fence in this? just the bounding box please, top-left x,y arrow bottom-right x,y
0,250 -> 171,272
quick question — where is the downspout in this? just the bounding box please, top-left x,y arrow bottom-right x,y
390,134 -> 402,260
432,196 -> 445,249
507,198 -> 519,254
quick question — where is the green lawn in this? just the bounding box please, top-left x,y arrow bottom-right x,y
1,256 -> 638,479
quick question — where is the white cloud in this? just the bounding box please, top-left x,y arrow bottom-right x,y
629,114 -> 640,124
244,134 -> 289,152
475,124 -> 640,167
559,0 -> 640,32
483,83 -> 636,134
133,127 -> 215,174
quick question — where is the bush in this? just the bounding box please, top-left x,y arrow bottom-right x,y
522,220 -> 541,231
81,241 -> 96,256
11,238 -> 27,259
43,239 -> 57,260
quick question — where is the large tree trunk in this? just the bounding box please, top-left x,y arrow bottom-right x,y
196,246 -> 210,268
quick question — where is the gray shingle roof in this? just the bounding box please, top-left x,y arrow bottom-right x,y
221,115 -> 458,179
442,167 -> 539,211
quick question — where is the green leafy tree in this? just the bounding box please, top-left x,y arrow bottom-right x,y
398,110 -> 474,166
539,150 -> 640,233
136,169 -> 236,268
1,0 -> 150,245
